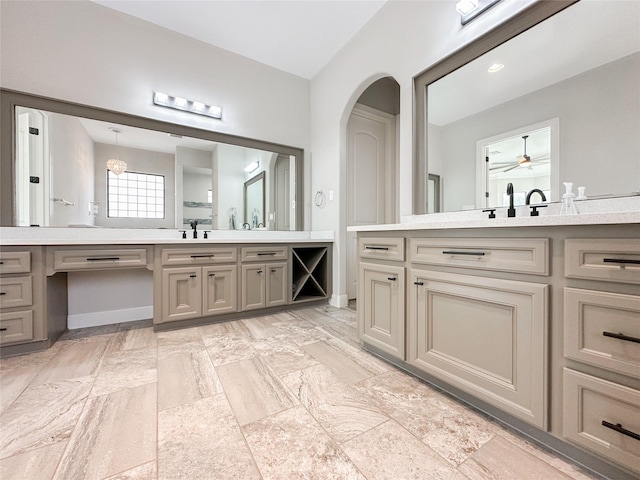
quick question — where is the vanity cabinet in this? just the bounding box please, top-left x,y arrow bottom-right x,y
409,270 -> 548,428
562,238 -> 640,474
241,246 -> 288,311
357,237 -> 406,359
156,246 -> 238,324
0,247 -> 46,347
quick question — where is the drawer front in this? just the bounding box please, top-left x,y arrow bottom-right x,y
241,246 -> 288,262
0,276 -> 33,309
410,238 -> 549,275
162,247 -> 237,266
53,248 -> 148,271
565,288 -> 640,378
565,239 -> 640,284
359,237 -> 405,262
563,369 -> 640,474
0,251 -> 31,274
0,310 -> 34,345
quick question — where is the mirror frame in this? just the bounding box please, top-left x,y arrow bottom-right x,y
0,88 -> 304,229
244,171 -> 266,229
413,0 -> 579,214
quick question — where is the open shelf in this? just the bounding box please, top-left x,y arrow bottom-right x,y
291,246 -> 329,303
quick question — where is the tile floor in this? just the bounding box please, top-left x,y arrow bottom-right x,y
0,306 -> 601,480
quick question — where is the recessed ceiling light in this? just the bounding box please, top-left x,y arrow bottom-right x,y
488,63 -> 504,73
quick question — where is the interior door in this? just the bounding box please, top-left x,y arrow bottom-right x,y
346,104 -> 396,300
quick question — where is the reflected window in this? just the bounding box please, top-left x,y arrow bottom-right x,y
107,170 -> 165,218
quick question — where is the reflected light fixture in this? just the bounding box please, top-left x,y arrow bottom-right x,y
106,128 -> 127,175
244,161 -> 260,173
458,0 -> 501,25
153,91 -> 222,119
518,135 -> 531,166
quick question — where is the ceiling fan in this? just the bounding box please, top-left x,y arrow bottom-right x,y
489,135 -> 550,172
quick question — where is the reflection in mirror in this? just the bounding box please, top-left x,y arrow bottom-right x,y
244,171 -> 265,229
10,106 -> 298,230
420,0 -> 639,213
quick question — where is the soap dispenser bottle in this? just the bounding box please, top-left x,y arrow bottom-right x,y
560,182 -> 579,215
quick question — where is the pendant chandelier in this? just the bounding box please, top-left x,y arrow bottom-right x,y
106,128 -> 127,175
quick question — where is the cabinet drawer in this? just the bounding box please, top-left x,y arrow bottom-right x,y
565,288 -> 640,378
563,369 -> 640,474
241,246 -> 287,262
565,239 -> 640,284
0,276 -> 33,309
0,310 -> 34,345
359,237 -> 405,262
53,248 -> 148,271
162,247 -> 237,266
0,251 -> 31,274
410,237 -> 549,275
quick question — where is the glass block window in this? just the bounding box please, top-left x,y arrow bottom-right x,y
107,170 -> 165,218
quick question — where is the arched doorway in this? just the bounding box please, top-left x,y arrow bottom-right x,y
345,77 -> 400,308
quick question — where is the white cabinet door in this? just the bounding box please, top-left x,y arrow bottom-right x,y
358,262 -> 405,359
409,269 -> 548,429
162,267 -> 202,322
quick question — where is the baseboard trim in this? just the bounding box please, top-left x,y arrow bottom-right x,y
67,306 -> 153,329
330,294 -> 348,308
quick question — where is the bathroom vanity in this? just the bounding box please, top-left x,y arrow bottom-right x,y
0,228 -> 332,357
351,211 -> 640,479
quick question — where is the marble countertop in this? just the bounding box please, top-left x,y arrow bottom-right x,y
0,227 -> 334,246
349,196 -> 639,232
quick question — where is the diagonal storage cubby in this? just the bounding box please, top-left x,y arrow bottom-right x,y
291,246 -> 329,303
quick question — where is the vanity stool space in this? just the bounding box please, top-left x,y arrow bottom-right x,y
354,224 -> 640,480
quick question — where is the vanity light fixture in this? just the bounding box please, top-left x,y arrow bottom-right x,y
244,161 -> 260,173
153,91 -> 222,119
488,63 -> 504,73
458,0 -> 501,25
106,128 -> 127,175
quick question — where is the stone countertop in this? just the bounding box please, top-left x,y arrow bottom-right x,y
348,196 -> 640,232
0,227 -> 334,246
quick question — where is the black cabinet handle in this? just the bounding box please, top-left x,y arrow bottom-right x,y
414,281 -> 424,286
208,273 -> 216,277
442,251 -> 485,256
365,246 -> 389,251
257,270 -> 263,274
189,274 -> 197,278
602,258 -> 640,265
603,331 -> 640,344
191,254 -> 214,258
270,269 -> 277,273
0,327 -> 7,331
602,421 -> 640,441
387,277 -> 396,281
257,252 -> 276,256
86,257 -> 120,261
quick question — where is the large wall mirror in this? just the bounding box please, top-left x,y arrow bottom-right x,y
414,0 -> 639,214
0,89 -> 303,230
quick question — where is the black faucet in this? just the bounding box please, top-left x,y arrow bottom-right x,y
525,189 -> 547,205
506,183 -> 516,217
190,219 -> 198,238
242,222 -> 251,230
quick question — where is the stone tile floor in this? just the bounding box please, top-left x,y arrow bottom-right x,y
0,306 -> 601,479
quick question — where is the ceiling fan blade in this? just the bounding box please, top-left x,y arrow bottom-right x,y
503,164 -> 521,172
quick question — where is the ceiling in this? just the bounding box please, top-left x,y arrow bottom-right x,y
92,0 -> 387,79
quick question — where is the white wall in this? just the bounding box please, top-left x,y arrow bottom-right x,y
309,0 -> 537,306
216,144 -> 246,229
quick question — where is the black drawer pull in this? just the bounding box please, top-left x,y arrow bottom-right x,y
442,251 -> 485,256
0,261 -> 4,264
387,277 -> 397,281
0,327 -> 7,331
208,273 -> 216,277
270,269 -> 277,273
86,257 -> 120,262
602,421 -> 640,441
256,252 -> 277,256
603,331 -> 640,344
191,254 -> 214,258
365,246 -> 389,251
189,274 -> 197,278
0,292 -> 6,296
602,258 -> 640,265
414,281 -> 424,286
